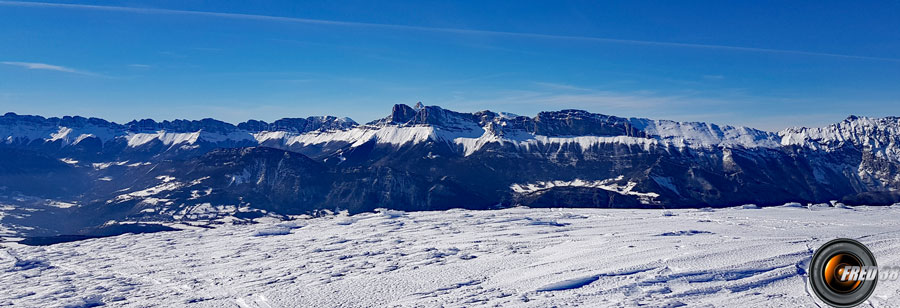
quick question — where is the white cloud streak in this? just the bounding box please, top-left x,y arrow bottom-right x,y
1,61 -> 99,76
2,0 -> 899,63
2,61 -> 76,73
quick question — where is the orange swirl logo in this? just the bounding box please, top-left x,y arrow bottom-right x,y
808,238 -> 887,307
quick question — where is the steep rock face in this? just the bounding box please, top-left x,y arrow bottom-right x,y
64,146 -> 493,226
780,116 -> 900,192
531,110 -> 646,137
236,116 -> 356,133
88,147 -> 333,221
2,105 -> 900,236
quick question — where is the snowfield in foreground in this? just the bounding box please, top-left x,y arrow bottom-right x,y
4,206 -> 900,307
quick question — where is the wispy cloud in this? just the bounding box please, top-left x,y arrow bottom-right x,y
1,61 -> 98,76
2,0 -> 900,63
2,61 -> 76,73
532,81 -> 594,92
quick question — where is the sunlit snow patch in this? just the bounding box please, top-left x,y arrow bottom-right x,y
46,201 -> 77,209
510,176 -> 660,204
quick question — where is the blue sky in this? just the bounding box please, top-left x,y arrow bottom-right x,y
1,1 -> 898,131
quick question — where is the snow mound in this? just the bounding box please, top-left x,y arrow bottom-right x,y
376,208 -> 407,218
252,228 -> 291,236
780,202 -> 804,208
536,275 -> 600,292
252,222 -> 302,237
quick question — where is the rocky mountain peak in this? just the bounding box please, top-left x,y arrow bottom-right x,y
369,103 -> 480,130
123,118 -> 237,133
237,116 -> 357,133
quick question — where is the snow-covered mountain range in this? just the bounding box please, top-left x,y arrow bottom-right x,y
1,104 -> 899,237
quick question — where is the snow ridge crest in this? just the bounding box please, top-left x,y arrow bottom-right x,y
2,106 -> 899,157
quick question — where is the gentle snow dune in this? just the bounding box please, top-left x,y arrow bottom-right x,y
4,206 -> 900,307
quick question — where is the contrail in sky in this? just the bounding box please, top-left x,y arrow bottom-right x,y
2,0 -> 899,63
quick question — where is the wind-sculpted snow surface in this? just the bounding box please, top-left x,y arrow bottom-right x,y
4,206 -> 900,307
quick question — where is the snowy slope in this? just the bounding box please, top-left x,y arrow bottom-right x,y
0,116 -> 122,145
630,118 -> 781,149
4,206 -> 900,307
781,116 -> 900,157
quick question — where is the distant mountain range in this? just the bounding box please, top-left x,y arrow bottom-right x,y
2,103 -> 899,236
